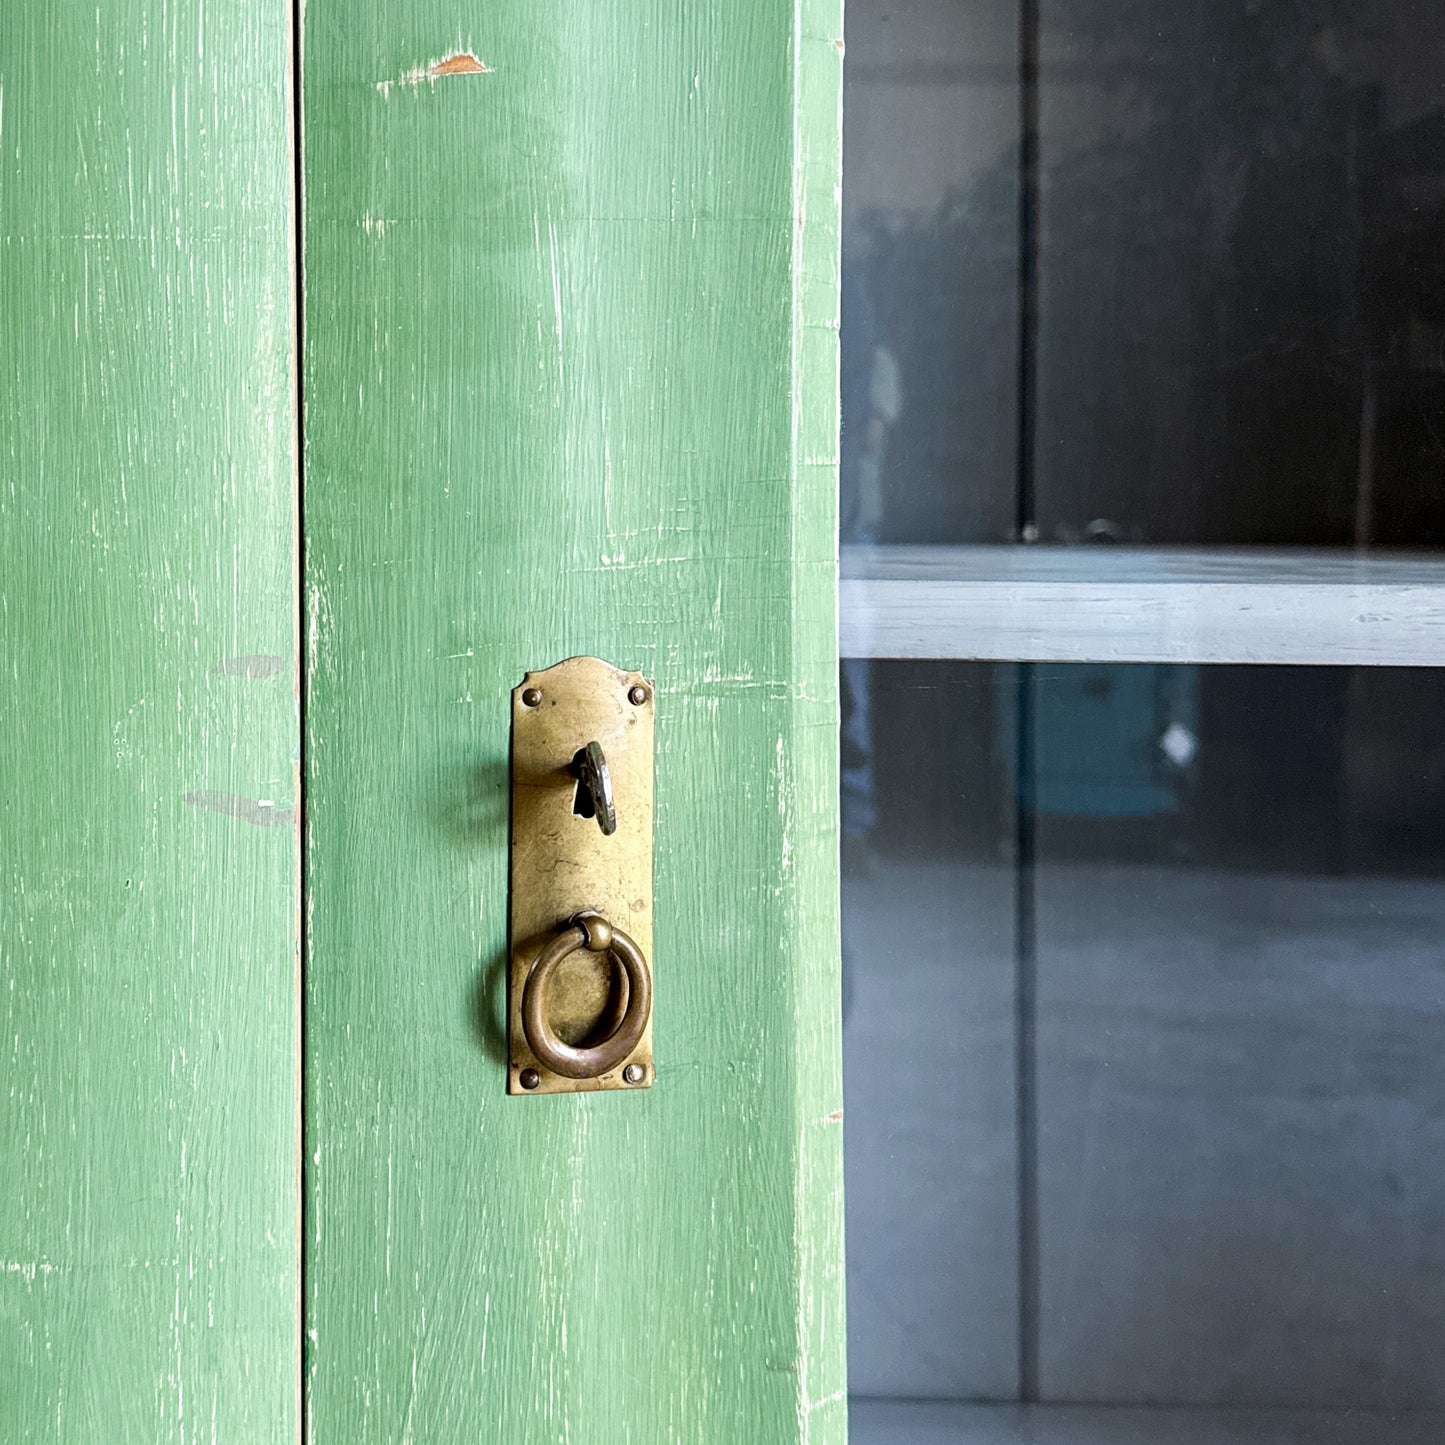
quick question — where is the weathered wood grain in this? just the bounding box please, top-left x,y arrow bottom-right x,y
302,1 -> 844,1440
0,2 -> 299,1440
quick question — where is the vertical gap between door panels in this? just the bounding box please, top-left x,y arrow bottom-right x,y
1014,0 -> 1044,1406
289,0 -> 308,1435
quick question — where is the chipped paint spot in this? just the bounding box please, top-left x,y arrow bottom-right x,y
380,51 -> 492,95
825,1109 -> 843,1124
213,653 -> 286,679
184,791 -> 295,828
425,51 -> 490,78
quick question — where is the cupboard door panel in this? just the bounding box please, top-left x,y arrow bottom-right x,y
301,2 -> 844,1440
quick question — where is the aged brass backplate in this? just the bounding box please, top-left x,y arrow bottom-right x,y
508,656 -> 654,1095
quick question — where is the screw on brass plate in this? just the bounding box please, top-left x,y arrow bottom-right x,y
622,1063 -> 645,1085
522,687 -> 542,707
519,1068 -> 540,1090
628,685 -> 649,706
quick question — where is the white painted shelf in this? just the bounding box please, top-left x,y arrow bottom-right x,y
840,546 -> 1445,666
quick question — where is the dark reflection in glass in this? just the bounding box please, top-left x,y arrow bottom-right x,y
842,0 -> 1022,545
1037,0 -> 1445,545
843,662 -> 1445,1439
842,0 -> 1445,546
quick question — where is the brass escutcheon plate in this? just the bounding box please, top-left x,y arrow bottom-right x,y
508,656 -> 654,1095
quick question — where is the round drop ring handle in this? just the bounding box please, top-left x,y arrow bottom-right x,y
521,913 -> 651,1080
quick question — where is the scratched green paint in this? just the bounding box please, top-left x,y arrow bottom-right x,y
302,1 -> 844,1440
0,4 -> 299,1439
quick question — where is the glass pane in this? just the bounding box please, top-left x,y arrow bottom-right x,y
845,662 -> 1445,1440
842,0 -> 1020,545
843,0 -> 1445,548
1036,2 -> 1445,545
1031,664 -> 1445,1410
843,661 -> 1019,1398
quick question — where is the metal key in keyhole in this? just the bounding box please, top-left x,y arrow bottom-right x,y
570,740 -> 617,835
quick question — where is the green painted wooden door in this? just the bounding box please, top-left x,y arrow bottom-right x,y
301,2 -> 846,1441
5,2 -> 844,1442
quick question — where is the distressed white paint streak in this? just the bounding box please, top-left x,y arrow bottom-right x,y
212,653 -> 287,678
775,736 -> 791,877
547,213 -> 565,391
3,1261 -> 59,1282
183,791 -> 295,828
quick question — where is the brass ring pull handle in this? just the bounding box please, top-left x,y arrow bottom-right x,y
520,913 -> 651,1080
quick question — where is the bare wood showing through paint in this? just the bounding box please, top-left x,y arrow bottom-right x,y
0,3 -> 300,1439
302,1 -> 845,1441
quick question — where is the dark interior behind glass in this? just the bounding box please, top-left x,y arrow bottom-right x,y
841,2 -> 1445,1439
